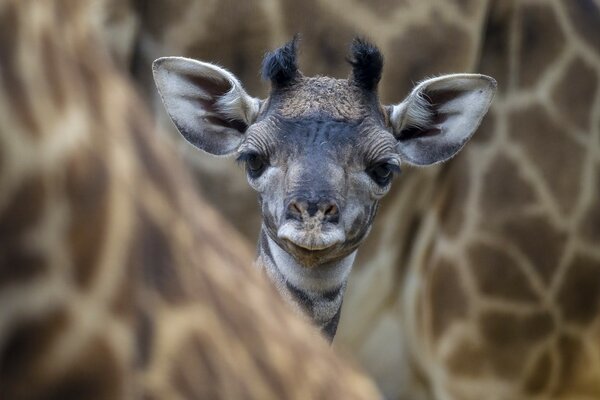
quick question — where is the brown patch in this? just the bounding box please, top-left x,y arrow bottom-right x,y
498,216 -> 568,286
428,258 -> 469,340
468,242 -> 539,303
0,310 -> 70,397
0,175 -> 47,287
479,310 -> 554,378
437,159 -> 469,238
556,254 -> 600,326
480,153 -> 538,217
552,58 -> 598,132
66,151 -> 110,290
444,336 -> 487,378
386,20 -> 473,101
478,1 -> 514,95
509,105 -> 584,215
559,0 -> 600,55
581,171 -> 600,243
523,349 -> 552,394
131,211 -> 186,304
0,3 -> 39,135
517,3 -> 566,89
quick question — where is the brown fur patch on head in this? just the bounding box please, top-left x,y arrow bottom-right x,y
271,76 -> 374,120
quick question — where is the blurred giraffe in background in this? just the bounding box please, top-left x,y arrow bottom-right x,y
0,1 -> 382,399
116,1 -> 600,399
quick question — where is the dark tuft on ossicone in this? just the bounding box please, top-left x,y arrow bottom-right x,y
347,37 -> 383,91
261,35 -> 301,87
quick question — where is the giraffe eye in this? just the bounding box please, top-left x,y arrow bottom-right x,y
367,162 -> 399,186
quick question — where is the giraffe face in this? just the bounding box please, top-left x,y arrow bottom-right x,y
153,38 -> 496,265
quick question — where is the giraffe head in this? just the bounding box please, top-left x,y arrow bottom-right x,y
153,37 -> 496,266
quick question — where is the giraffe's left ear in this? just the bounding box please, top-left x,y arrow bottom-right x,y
388,74 -> 496,166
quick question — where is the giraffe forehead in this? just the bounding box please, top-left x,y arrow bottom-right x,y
270,76 -> 374,120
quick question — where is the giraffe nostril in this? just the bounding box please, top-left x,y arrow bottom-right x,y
291,202 -> 303,215
324,204 -> 338,216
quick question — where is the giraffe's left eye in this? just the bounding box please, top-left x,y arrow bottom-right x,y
367,162 -> 400,186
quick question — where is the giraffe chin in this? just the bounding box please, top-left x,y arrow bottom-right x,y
277,222 -> 345,252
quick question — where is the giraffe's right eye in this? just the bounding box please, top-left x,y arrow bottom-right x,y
237,152 -> 268,178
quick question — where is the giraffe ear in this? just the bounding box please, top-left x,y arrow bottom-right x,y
388,74 -> 496,166
152,57 -> 261,156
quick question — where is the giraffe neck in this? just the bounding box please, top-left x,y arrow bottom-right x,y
256,227 -> 356,341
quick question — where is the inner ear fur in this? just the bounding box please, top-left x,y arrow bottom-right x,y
388,74 -> 496,166
152,57 -> 260,156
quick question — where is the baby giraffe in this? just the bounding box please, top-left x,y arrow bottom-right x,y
153,37 -> 495,340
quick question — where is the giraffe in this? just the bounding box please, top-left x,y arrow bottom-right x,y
151,37 -> 495,341
0,1 -> 382,399
108,0 -> 600,399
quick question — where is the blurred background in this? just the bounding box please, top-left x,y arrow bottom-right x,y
80,0 -> 600,398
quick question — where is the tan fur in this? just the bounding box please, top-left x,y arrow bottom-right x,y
0,1 -> 381,399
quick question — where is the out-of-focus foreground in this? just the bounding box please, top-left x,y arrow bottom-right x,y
0,1 -> 381,399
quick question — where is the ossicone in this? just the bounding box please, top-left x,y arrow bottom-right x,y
347,37 -> 383,91
261,35 -> 301,88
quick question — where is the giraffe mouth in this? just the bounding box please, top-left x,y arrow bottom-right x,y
277,221 -> 345,251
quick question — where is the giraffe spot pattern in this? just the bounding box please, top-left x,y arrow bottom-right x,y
0,310 -> 69,397
552,57 -> 598,132
428,258 -> 469,341
444,336 -> 487,378
437,160 -> 469,238
496,216 -> 568,286
468,242 -> 539,303
480,153 -> 538,218
509,105 -> 585,216
479,310 -> 554,379
0,175 -> 47,288
559,0 -> 600,55
517,3 -> 566,89
556,254 -> 600,326
134,211 -> 186,304
66,149 -> 110,290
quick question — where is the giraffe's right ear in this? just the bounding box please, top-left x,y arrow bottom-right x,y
152,57 -> 261,156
